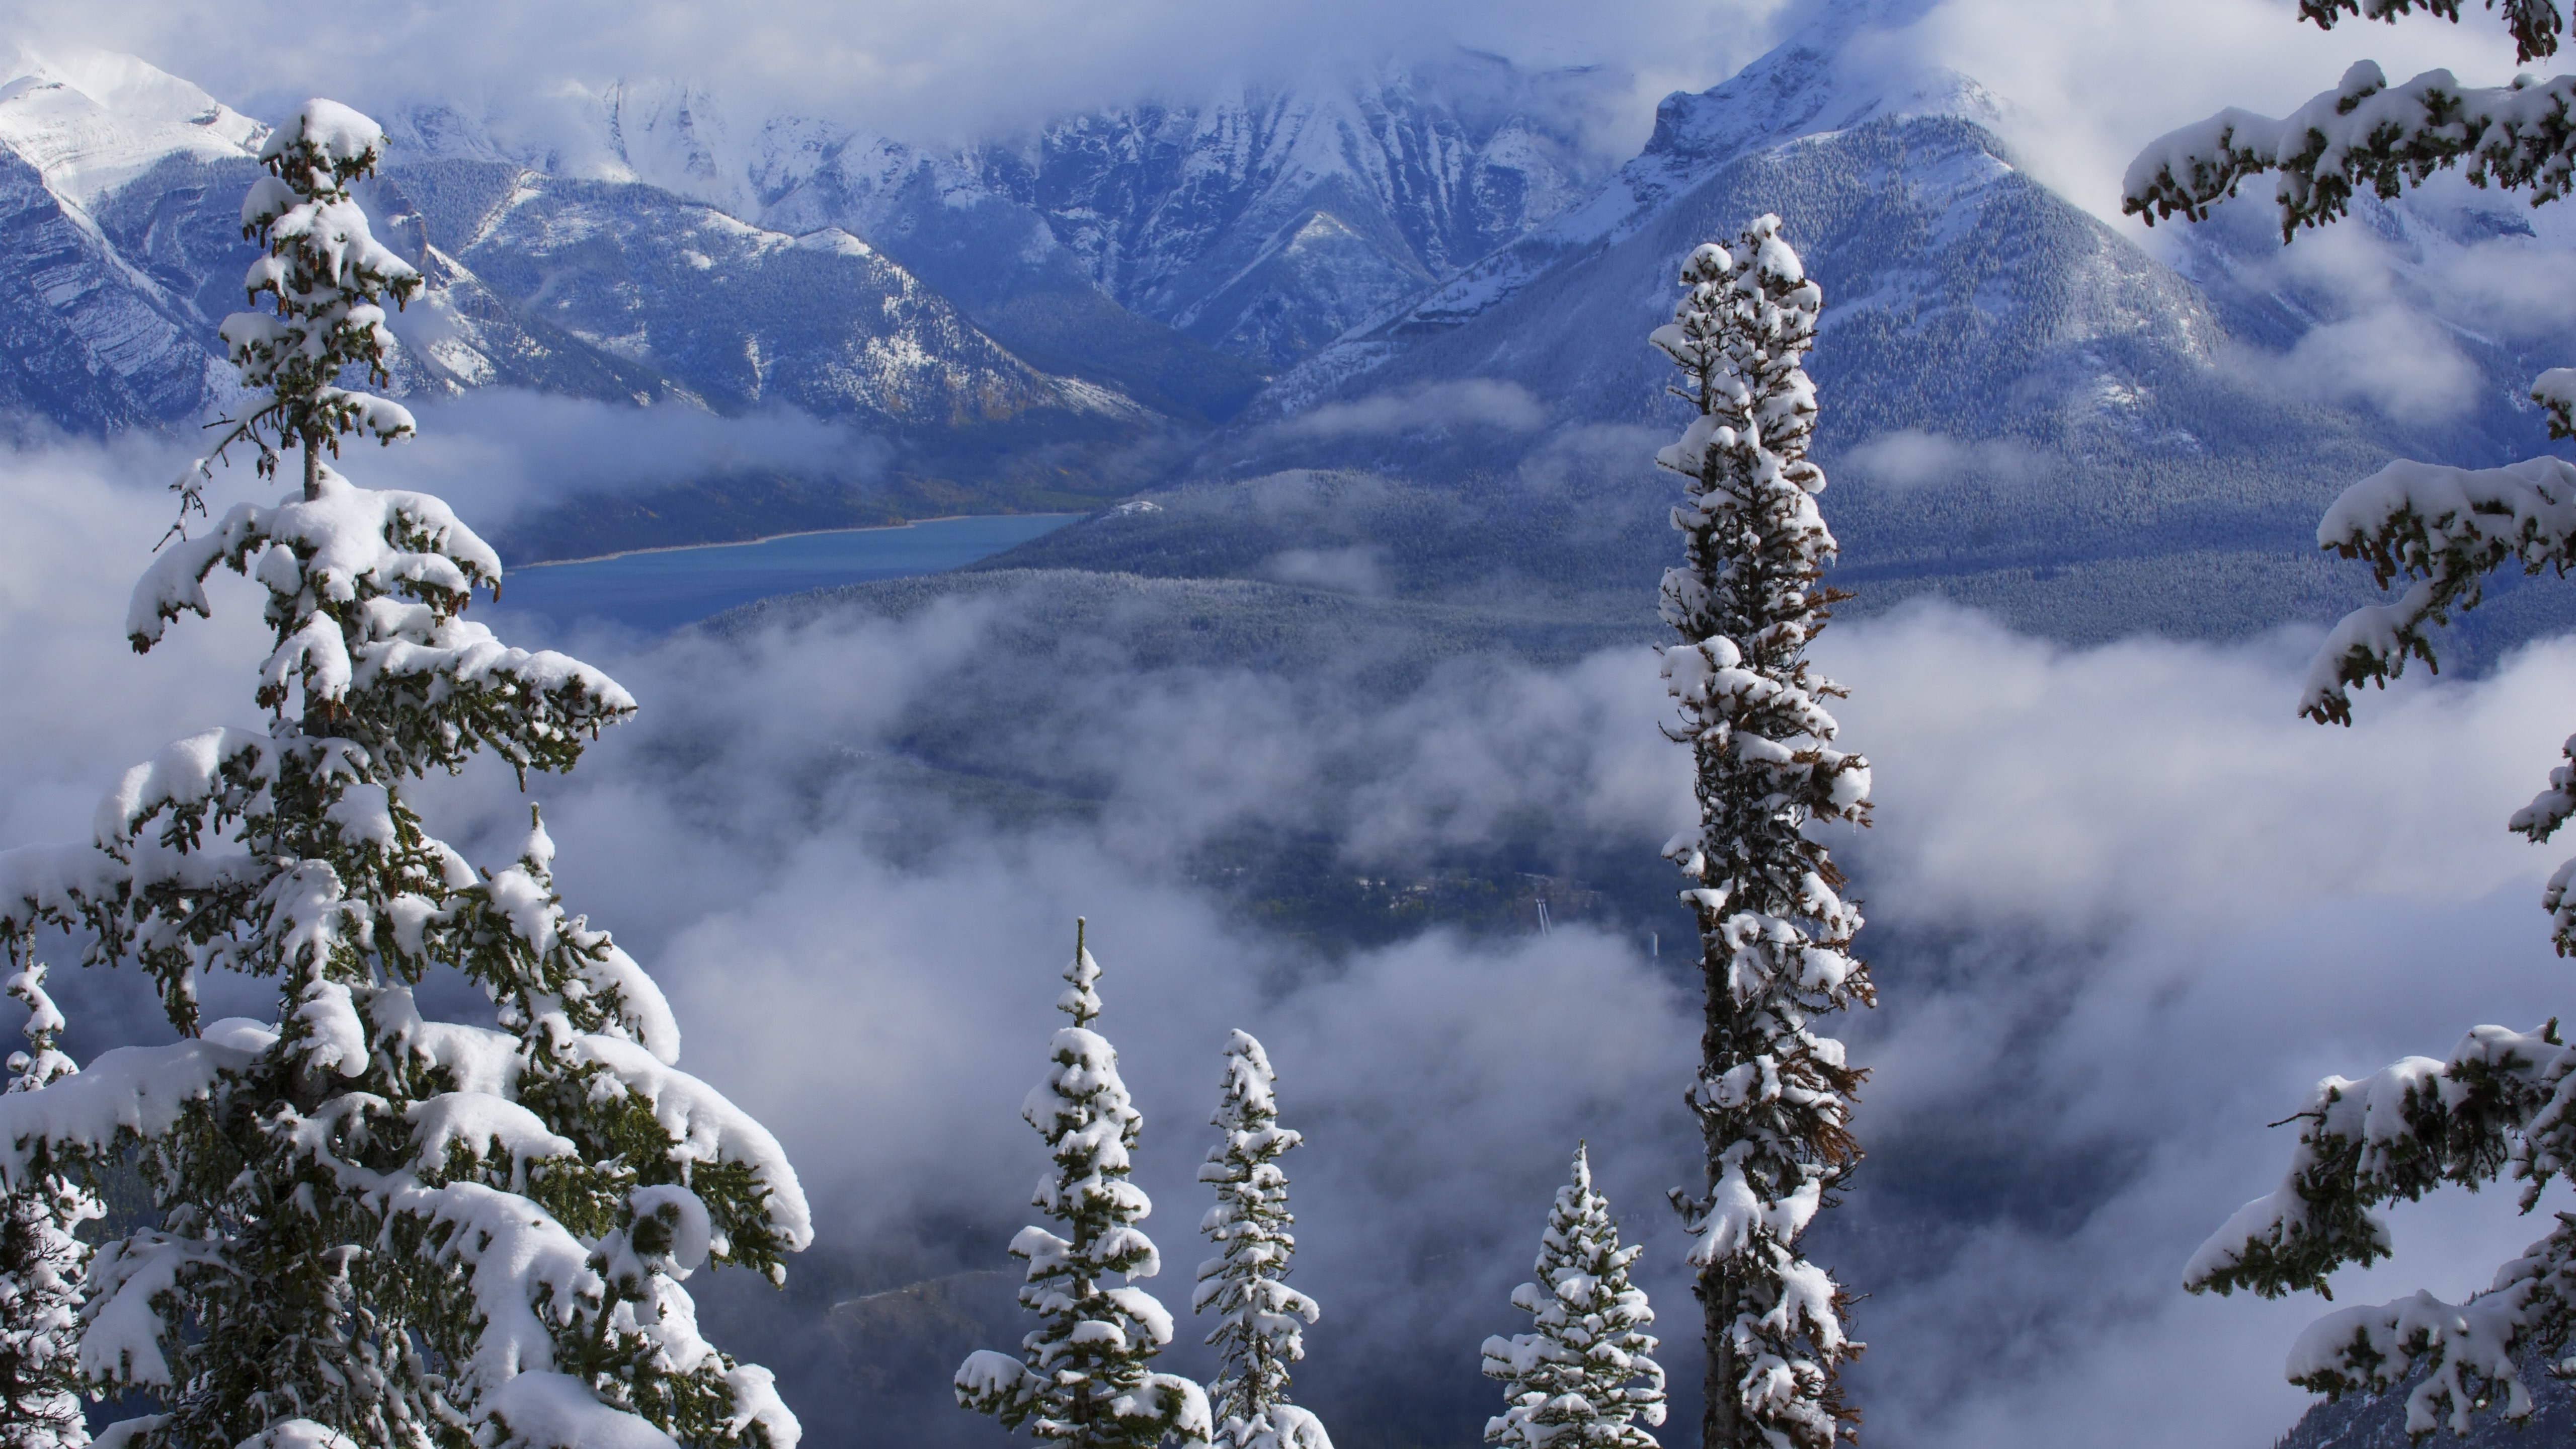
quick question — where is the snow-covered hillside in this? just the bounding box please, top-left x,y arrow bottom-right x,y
385,53 -> 1621,373
0,45 -> 1159,462
1028,0 -> 2566,652
0,47 -> 255,427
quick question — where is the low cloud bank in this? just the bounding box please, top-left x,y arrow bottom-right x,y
8,434 -> 2576,1446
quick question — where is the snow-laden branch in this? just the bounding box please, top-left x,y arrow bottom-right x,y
2126,61 -> 2576,239
130,470 -> 632,781
2299,457 -> 2576,726
2295,456 -> 2576,953
2188,1022 -> 2576,1432
2293,1 -> 2566,64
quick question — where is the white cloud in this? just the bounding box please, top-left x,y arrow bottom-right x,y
1840,428 -> 2040,490
1271,379 -> 1548,443
1262,545 -> 1388,596
361,391 -> 887,529
414,568 -> 2576,1446
2276,303 -> 2484,423
0,0 -> 1793,154
1897,0 -> 2526,229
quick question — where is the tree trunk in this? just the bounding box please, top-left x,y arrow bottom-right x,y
302,428 -> 321,502
1701,1266 -> 1741,1448
1702,973 -> 1742,1449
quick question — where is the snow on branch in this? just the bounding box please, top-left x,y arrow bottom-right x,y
129,470 -> 632,781
2187,1022 -> 2576,1431
2126,62 -> 2576,240
2296,0 -> 2566,65
2294,456 -> 2576,954
571,1034 -> 814,1256
2300,456 -> 2576,726
0,1037 -> 254,1188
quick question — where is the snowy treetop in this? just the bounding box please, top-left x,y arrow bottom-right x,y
1197,1029 -> 1319,1447
1062,919 -> 1104,1026
131,468 -> 631,779
1207,1029 -> 1287,1143
961,933 -> 1207,1448
185,96 -> 421,502
1483,1145 -> 1664,1449
257,99 -> 390,177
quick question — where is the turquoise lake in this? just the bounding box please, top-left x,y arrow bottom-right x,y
489,514 -> 1078,632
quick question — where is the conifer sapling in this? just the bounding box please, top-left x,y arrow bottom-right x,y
1194,1031 -> 1327,1449
957,921 -> 1212,1449
1482,1145 -> 1665,1449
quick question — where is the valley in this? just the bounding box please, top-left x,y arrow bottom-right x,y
0,4 -> 2569,1448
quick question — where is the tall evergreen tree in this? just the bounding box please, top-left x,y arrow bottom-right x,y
1481,1145 -> 1664,1449
0,955 -> 94,1449
2126,5 -> 2576,1436
1193,1031 -> 1326,1449
0,101 -> 810,1449
957,922 -> 1211,1449
1648,214 -> 1872,1449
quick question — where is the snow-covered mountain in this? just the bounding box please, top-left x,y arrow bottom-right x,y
7,3 -> 2573,647
368,162 -> 1104,426
0,47 -> 260,428
960,54 -> 1619,366
0,44 -> 1163,489
388,54 -> 1622,378
1018,0 -> 2562,650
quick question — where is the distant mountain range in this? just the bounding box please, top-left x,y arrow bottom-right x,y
0,42 -> 1619,528
8,1 -> 2565,652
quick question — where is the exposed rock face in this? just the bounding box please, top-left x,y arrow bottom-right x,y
412,55 -> 1621,376
0,46 -> 1150,449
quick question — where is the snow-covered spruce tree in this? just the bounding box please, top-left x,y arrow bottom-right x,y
0,100 -> 810,1449
1192,1031 -> 1325,1449
1481,1145 -> 1664,1449
957,922 -> 1210,1449
0,955 -> 96,1449
2127,5 -> 2576,1437
1647,214 -> 1871,1449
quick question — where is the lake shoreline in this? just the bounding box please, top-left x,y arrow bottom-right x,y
513,512 -> 1088,569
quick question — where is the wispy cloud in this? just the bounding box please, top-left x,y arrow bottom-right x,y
1270,379 -> 1548,443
